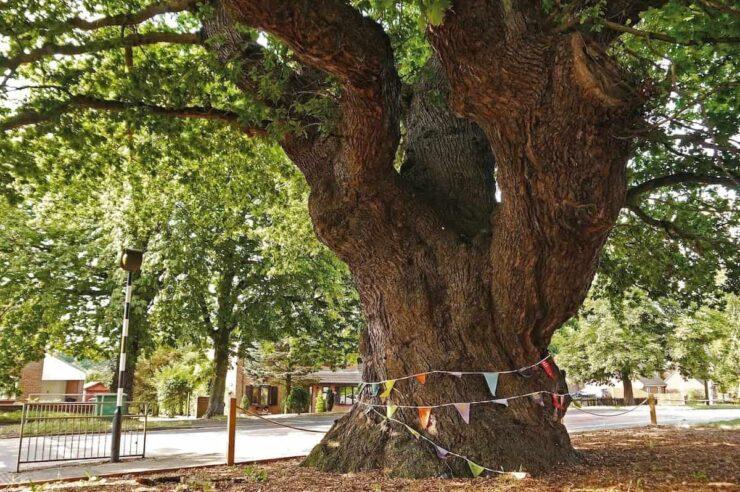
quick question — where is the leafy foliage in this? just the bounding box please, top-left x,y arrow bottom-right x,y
284,387 -> 310,414
0,0 -> 737,400
551,291 -> 670,385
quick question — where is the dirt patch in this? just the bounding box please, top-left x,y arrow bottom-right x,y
8,425 -> 739,491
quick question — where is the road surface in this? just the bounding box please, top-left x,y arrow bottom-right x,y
1,405 -> 737,484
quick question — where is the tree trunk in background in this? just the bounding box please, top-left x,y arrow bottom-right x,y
204,331 -> 230,418
622,370 -> 635,406
285,372 -> 292,410
704,379 -> 710,405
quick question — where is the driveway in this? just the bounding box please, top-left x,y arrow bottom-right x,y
1,406 -> 737,485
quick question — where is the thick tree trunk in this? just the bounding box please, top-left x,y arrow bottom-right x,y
210,0 -> 642,478
621,370 -> 635,406
204,332 -> 230,418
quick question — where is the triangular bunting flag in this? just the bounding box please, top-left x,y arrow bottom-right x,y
511,471 -> 528,480
449,371 -> 463,378
405,424 -> 420,439
531,394 -> 545,407
453,402 -> 470,424
483,372 -> 499,396
418,407 -> 432,428
379,380 -> 395,400
468,460 -> 486,477
435,445 -> 449,460
492,398 -> 509,407
540,359 -> 556,380
370,383 -> 380,396
551,393 -> 565,410
386,403 -> 397,419
415,374 -> 427,385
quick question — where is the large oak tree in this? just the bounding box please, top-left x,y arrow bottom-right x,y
2,0 -> 737,477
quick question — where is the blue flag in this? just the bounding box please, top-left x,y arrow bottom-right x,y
483,372 -> 499,397
371,383 -> 380,396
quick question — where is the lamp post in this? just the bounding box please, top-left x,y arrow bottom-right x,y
111,248 -> 143,463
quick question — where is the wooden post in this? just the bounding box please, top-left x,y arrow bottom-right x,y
226,397 -> 236,465
648,394 -> 657,425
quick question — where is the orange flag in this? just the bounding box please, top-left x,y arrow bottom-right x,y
418,407 -> 432,429
415,374 -> 427,385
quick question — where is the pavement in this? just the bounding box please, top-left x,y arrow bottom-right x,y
0,405 -> 737,486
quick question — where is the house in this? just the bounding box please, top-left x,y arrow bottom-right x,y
578,374 -> 667,399
306,366 -> 363,413
226,359 -> 363,415
230,358 -> 285,415
17,355 -> 86,402
663,371 -> 719,401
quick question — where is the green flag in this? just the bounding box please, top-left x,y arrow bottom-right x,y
468,460 -> 486,477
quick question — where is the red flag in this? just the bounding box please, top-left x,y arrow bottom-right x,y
415,374 -> 427,385
551,393 -> 565,410
540,359 -> 556,380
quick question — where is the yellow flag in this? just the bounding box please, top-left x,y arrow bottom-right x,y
468,460 -> 485,477
386,403 -> 397,419
379,379 -> 395,400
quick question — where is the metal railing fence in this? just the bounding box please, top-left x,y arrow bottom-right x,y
16,401 -> 147,471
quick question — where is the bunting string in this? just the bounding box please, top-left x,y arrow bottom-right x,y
361,354 -> 552,385
357,389 -> 558,409
368,407 -> 528,479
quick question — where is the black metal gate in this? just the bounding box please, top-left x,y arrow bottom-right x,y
16,401 -> 147,471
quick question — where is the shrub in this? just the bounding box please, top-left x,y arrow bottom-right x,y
284,387 -> 310,414
154,363 -> 195,417
314,394 -> 326,413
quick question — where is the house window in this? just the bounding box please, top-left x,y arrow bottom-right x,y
250,385 -> 278,406
338,386 -> 356,405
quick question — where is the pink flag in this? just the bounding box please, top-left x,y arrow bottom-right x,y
453,402 -> 470,424
435,445 -> 449,459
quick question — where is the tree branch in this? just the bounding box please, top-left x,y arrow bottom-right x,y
627,204 -> 707,254
1,94 -> 266,135
0,0 -> 199,37
627,172 -> 739,203
67,0 -> 199,32
603,20 -> 740,46
1,31 -> 202,71
225,0 -> 401,187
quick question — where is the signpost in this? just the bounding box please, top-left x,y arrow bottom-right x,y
111,248 -> 143,463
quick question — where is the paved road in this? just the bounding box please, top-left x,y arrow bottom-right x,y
1,406 -> 737,485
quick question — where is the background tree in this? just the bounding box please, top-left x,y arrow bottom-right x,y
242,339 -> 318,401
669,293 -> 740,399
1,0 -> 738,477
552,292 -> 671,404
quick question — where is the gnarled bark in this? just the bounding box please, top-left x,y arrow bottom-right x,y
207,0 -> 645,477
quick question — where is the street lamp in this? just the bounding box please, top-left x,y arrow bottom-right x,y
111,248 -> 143,463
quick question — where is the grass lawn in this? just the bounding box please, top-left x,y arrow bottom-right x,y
0,411 -> 24,426
9,424 -> 738,491
687,403 -> 740,410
